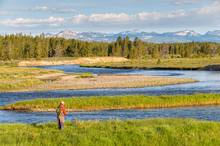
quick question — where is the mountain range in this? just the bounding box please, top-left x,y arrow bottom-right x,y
44,30 -> 220,43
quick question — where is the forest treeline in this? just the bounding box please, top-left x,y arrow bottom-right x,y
0,34 -> 220,60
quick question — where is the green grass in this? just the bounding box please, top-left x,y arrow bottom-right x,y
3,94 -> 220,111
1,118 -> 220,146
76,72 -> 95,78
0,66 -> 62,91
81,57 -> 220,70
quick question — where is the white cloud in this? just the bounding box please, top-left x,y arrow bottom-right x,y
89,13 -> 131,23
0,17 -> 65,27
69,0 -> 220,28
72,13 -> 131,24
1,0 -> 220,29
137,12 -> 162,21
196,1 -> 220,14
72,14 -> 88,24
71,10 -> 187,24
136,10 -> 187,20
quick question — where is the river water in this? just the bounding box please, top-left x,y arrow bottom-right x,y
1,65 -> 220,123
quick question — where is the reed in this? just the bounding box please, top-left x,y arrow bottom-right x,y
3,94 -> 220,111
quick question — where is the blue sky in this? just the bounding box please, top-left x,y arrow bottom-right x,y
0,0 -> 219,34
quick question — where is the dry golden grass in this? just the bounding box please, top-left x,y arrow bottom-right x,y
82,57 -> 220,70
0,66 -> 61,92
18,57 -> 128,66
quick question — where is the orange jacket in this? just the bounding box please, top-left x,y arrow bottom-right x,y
57,105 -> 67,117
60,105 -> 67,116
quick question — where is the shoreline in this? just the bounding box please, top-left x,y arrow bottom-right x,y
14,57 -> 220,71
17,57 -> 128,67
3,103 -> 220,112
81,64 -> 220,71
80,64 -> 201,71
0,73 -> 196,93
2,94 -> 220,112
0,56 -> 220,71
0,80 -> 196,93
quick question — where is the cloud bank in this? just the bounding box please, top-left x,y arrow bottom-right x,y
0,17 -> 64,27
0,0 -> 219,30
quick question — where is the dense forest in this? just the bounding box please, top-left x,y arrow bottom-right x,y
0,34 -> 220,60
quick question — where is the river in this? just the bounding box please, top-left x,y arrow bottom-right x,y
0,65 -> 220,123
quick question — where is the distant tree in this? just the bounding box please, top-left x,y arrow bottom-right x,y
0,34 -> 219,60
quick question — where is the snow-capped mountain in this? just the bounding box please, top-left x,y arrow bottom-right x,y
56,30 -> 78,39
206,30 -> 220,36
173,30 -> 200,36
45,30 -> 220,43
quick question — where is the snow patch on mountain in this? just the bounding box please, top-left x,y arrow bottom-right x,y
174,30 -> 200,36
56,30 -> 78,38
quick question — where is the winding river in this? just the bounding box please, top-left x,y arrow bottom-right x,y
1,65 -> 220,123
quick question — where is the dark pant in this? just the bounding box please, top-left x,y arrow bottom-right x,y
57,118 -> 64,130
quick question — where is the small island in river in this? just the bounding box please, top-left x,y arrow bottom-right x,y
0,61 -> 196,92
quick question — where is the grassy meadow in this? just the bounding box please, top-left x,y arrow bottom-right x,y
3,94 -> 220,111
0,66 -> 62,92
1,57 -> 220,146
81,57 -> 220,70
1,118 -> 220,146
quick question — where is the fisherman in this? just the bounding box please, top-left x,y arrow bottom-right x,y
56,101 -> 67,130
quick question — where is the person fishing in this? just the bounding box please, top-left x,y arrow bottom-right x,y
56,101 -> 67,130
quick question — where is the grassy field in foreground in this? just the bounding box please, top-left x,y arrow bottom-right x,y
81,57 -> 220,70
1,118 -> 220,146
3,94 -> 220,111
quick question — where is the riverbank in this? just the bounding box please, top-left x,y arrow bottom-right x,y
81,57 -> 220,70
0,66 -> 62,92
0,66 -> 195,92
0,118 -> 220,146
17,57 -> 128,66
33,74 -> 195,91
2,94 -> 220,112
3,57 -> 220,70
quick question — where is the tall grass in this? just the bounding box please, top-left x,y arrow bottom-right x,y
0,118 -> 220,146
3,94 -> 220,111
81,57 -> 220,70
